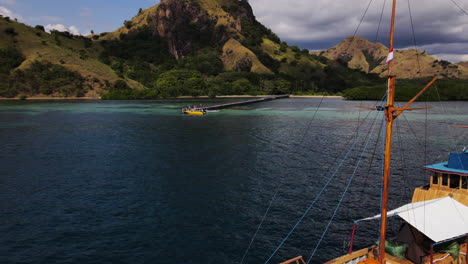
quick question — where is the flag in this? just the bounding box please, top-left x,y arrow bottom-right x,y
386,48 -> 394,64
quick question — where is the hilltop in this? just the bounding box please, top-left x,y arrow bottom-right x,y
315,36 -> 468,79
0,0 -> 403,99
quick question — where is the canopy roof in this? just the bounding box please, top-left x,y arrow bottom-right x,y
424,153 -> 468,176
360,197 -> 468,243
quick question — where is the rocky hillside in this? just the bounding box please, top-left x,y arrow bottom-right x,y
458,62 -> 468,69
0,0 -> 385,99
101,0 -> 276,73
315,36 -> 468,79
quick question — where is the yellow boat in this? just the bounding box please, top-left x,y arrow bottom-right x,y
184,110 -> 205,116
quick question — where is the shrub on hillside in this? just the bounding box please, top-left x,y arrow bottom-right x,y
35,25 -> 45,32
0,48 -> 25,74
9,61 -> 86,97
4,27 -> 18,36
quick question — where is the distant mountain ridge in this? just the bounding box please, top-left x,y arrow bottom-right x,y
315,36 -> 468,79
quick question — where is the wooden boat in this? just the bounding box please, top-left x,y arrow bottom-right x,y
280,0 -> 468,263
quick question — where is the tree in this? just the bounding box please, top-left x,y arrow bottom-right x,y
4,28 -> 18,36
35,25 -> 45,32
231,79 -> 253,95
111,80 -> 130,91
154,69 -> 204,97
90,30 -> 94,34
124,20 -> 132,29
273,79 -> 291,94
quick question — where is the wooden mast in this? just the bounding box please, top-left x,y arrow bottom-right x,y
379,0 -> 398,263
376,1 -> 438,262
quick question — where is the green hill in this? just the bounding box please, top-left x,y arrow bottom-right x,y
0,16 -> 145,98
0,0 -> 384,99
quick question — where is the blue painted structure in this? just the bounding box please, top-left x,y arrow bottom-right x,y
424,152 -> 468,176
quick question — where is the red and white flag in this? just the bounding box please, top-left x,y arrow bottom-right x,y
386,48 -> 394,64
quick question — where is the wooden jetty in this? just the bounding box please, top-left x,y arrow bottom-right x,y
203,94 -> 290,111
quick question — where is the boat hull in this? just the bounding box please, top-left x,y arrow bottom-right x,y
184,111 -> 205,115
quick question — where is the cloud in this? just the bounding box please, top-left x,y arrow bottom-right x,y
45,24 -> 81,35
250,0 -> 468,62
67,25 -> 80,35
434,54 -> 468,63
0,6 -> 22,20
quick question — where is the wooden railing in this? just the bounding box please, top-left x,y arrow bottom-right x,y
280,256 -> 306,264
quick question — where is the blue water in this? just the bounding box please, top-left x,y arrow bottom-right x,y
1,98 -> 467,264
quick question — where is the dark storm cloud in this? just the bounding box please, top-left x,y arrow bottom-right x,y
250,0 -> 468,62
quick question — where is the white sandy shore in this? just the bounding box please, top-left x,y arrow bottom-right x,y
177,95 -> 343,99
0,95 -> 343,100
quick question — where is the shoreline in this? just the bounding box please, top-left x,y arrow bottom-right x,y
0,97 -> 101,100
178,95 -> 343,99
0,95 -> 343,100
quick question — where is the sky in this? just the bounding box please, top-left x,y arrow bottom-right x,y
1,0 -> 467,62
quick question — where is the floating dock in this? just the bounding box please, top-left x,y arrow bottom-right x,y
203,94 -> 290,111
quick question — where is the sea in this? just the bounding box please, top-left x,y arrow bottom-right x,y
1,98 -> 467,264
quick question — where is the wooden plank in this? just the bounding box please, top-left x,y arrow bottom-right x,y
412,187 -> 468,206
324,247 -> 371,264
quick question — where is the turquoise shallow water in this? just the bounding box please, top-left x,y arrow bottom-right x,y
0,98 -> 467,264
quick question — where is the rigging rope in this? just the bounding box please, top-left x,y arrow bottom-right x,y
407,0 -> 422,76
239,96 -> 326,264
343,0 -> 375,55
354,94 -> 387,206
448,0 -> 468,17
395,118 -> 415,203
306,107 -> 383,263
264,94 -> 387,264
263,110 -> 377,264
374,0 -> 388,42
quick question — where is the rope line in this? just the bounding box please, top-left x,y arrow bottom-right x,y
407,0 -> 422,76
374,0 -> 388,42
240,97 -> 326,264
239,186 -> 280,264
355,94 -> 387,200
343,0 -> 375,55
307,109 -> 383,263
448,0 -> 468,17
263,94 -> 387,264
263,110 -> 378,264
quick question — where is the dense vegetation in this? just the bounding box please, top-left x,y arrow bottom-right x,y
343,78 -> 468,101
0,48 -> 86,98
97,12 -> 386,100
1,7 -> 466,100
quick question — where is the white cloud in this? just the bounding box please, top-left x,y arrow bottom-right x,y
249,0 -> 468,62
0,6 -> 22,20
434,54 -> 468,63
67,25 -> 80,35
45,24 -> 81,35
